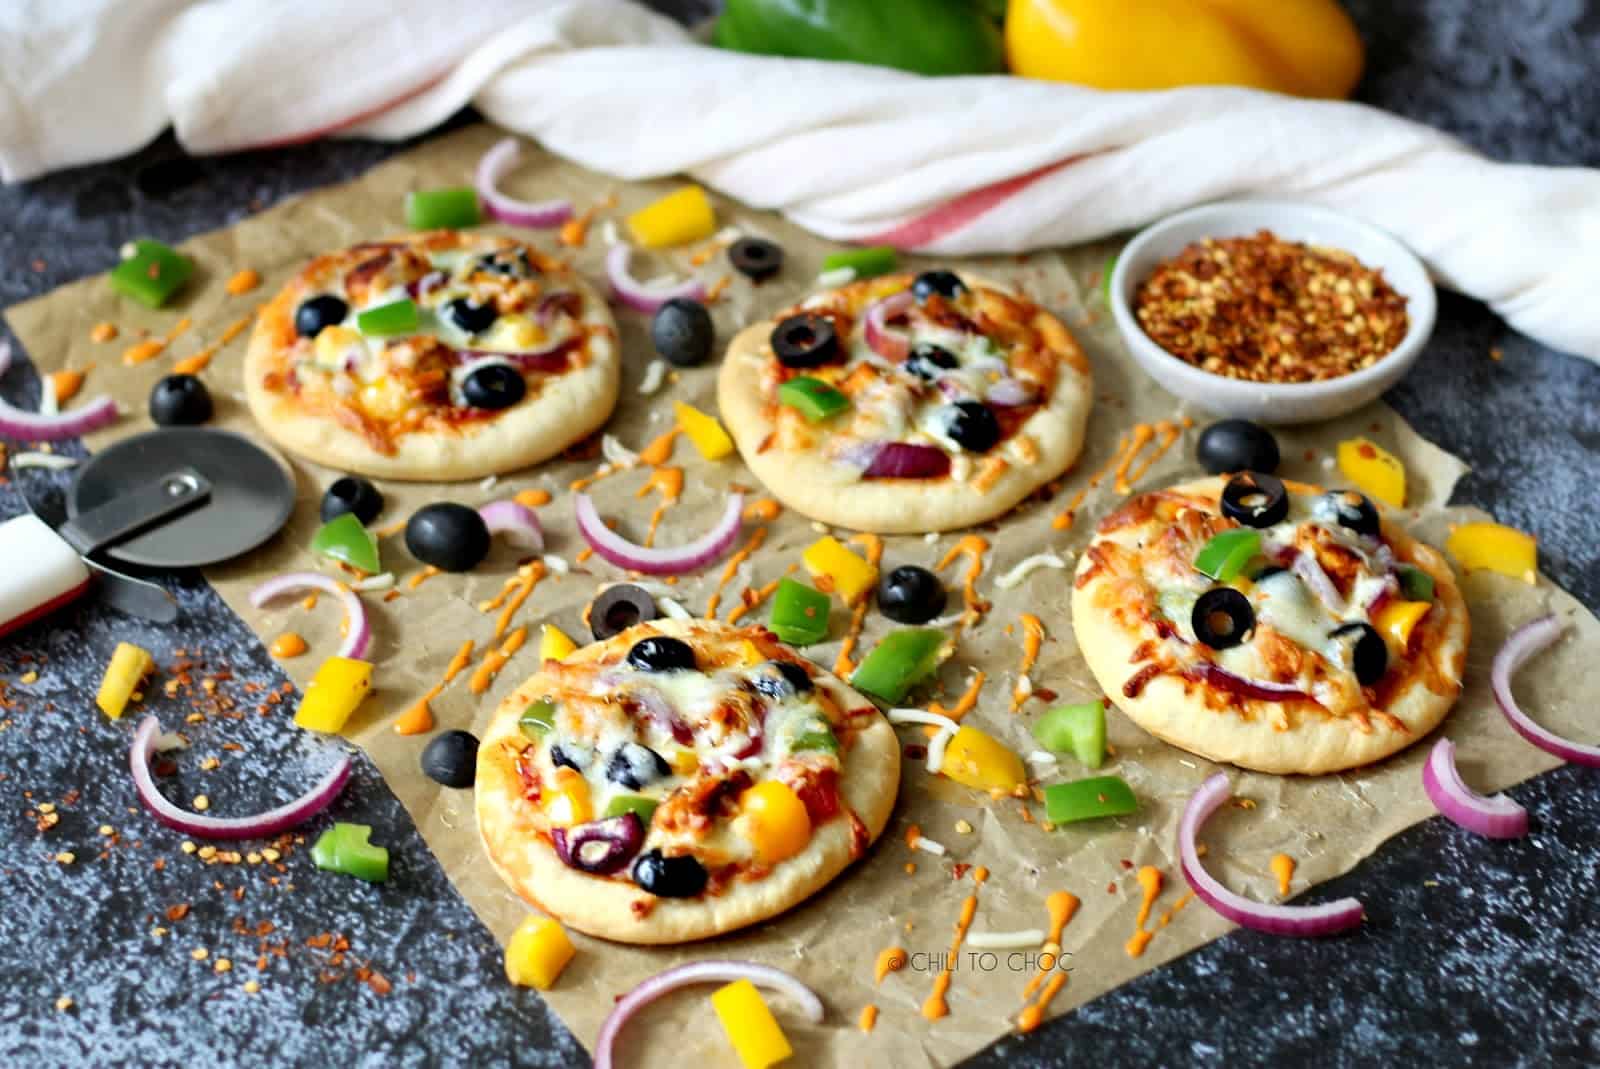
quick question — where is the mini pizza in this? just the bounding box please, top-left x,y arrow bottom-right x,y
475,619 -> 900,944
1072,474 -> 1469,774
718,270 -> 1093,534
245,231 -> 619,481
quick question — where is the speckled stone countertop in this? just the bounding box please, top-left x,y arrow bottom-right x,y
2,2 -> 1597,1066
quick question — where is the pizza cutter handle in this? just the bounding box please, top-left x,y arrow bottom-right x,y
57,467 -> 212,557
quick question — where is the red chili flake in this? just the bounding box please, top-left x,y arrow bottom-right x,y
951,863 -> 971,881
165,903 -> 190,922
1107,882 -> 1117,894
1120,859 -> 1134,870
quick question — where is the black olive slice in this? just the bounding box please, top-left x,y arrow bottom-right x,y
632,848 -> 708,897
728,237 -> 784,282
1318,490 -> 1381,539
626,636 -> 697,673
770,314 -> 839,368
1329,622 -> 1388,685
590,584 -> 660,641
1191,587 -> 1256,650
1220,472 -> 1289,529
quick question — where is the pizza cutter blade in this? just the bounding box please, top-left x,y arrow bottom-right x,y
67,428 -> 296,569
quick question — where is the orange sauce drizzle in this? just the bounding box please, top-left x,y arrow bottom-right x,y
922,867 -> 987,1021
928,670 -> 986,722
832,533 -> 884,675
469,627 -> 527,695
637,427 -> 680,467
171,312 -> 255,375
558,208 -> 595,248
122,316 -> 194,365
1050,431 -> 1137,530
576,547 -> 594,563
705,274 -> 732,303
1020,892 -> 1080,1003
515,488 -> 552,508
408,566 -> 441,590
1111,423 -> 1157,495
935,535 -> 990,635
1271,853 -> 1296,897
706,526 -> 767,619
90,322 -> 118,343
1010,614 -> 1045,712
301,592 -> 318,611
1124,866 -> 1164,958
268,633 -> 307,659
1119,419 -> 1184,489
493,562 -> 547,639
743,498 -> 781,522
395,640 -> 475,736
874,946 -> 908,984
225,269 -> 261,296
858,1005 -> 878,1033
49,369 -> 88,406
727,576 -> 782,625
1156,892 -> 1194,928
634,466 -> 684,547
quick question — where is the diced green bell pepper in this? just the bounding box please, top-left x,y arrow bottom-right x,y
820,246 -> 898,280
603,795 -> 659,823
356,298 -> 419,337
110,239 -> 193,308
770,578 -> 830,645
1032,701 -> 1106,769
788,723 -> 839,755
311,822 -> 390,882
1101,251 -> 1118,306
405,187 -> 481,230
777,376 -> 850,423
850,628 -> 945,705
1042,776 -> 1139,825
713,0 -> 1006,77
1194,529 -> 1261,582
310,512 -> 381,575
519,700 -> 557,740
1397,564 -> 1435,603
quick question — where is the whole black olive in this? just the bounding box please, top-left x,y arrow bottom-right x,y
462,365 -> 527,410
443,297 -> 498,334
650,298 -> 715,368
912,270 -> 966,303
294,295 -> 348,338
148,374 -> 213,427
878,565 -> 948,624
751,660 -> 814,700
1317,490 -> 1381,539
405,503 -> 491,572
320,476 -> 385,525
605,742 -> 672,790
728,237 -> 784,282
944,400 -> 1001,453
632,848 -> 708,898
626,636 -> 697,673
904,343 -> 959,381
590,584 -> 660,641
420,729 -> 479,788
1196,420 -> 1280,475
770,314 -> 839,368
1330,622 -> 1388,686
1192,588 -> 1256,650
1220,472 -> 1289,529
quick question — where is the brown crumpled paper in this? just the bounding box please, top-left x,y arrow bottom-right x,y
9,124 -> 1599,1067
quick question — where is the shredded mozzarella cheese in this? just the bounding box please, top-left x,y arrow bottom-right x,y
601,434 -> 639,467
9,451 -> 77,471
816,267 -> 856,288
657,596 -> 693,620
967,929 -> 1047,950
927,725 -> 957,775
350,572 -> 396,592
995,552 -> 1067,590
910,833 -> 948,857
887,708 -> 961,733
541,555 -> 570,575
637,359 -> 668,396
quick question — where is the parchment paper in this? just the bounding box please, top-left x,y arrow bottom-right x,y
9,124 -> 1599,1068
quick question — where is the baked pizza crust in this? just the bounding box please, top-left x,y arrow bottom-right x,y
244,232 -> 620,482
474,619 -> 901,944
1072,476 -> 1470,774
717,272 -> 1093,534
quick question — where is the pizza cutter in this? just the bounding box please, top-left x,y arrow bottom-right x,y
0,428 -> 296,638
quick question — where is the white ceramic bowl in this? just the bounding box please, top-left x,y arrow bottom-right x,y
1108,199 -> 1436,425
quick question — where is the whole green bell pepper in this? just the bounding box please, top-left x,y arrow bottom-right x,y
714,0 -> 1006,77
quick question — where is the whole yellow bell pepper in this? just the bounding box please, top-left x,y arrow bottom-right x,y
1006,0 -> 1364,99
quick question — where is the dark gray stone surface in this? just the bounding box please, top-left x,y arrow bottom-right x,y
1,3 -> 1596,1067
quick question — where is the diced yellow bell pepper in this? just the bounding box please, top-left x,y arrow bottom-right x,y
1447,522 -> 1538,585
627,185 -> 716,249
96,642 -> 154,719
941,726 -> 1026,792
737,781 -> 812,865
1337,438 -> 1406,508
712,979 -> 793,1069
543,767 -> 593,827
801,536 -> 878,606
739,640 -> 765,666
313,325 -> 362,367
674,401 -> 735,460
478,313 -> 542,351
1005,0 -> 1364,99
540,624 -> 578,663
504,915 -> 575,991
1373,599 -> 1431,652
671,748 -> 700,777
293,656 -> 374,734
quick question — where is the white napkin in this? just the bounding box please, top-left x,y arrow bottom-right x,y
4,0 -> 1597,361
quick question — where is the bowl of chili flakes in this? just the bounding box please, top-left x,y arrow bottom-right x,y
1109,199 -> 1436,424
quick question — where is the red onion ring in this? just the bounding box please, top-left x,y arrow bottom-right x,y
0,342 -> 120,441
863,441 -> 951,480
249,572 -> 371,661
131,715 -> 351,841
575,491 -> 743,575
606,243 -> 707,314
1492,614 -> 1597,765
536,291 -> 584,325
864,291 -> 914,362
1422,738 -> 1528,838
1291,551 -> 1347,615
986,377 -> 1037,407
1180,773 -> 1364,936
1187,662 -> 1309,703
593,961 -> 824,1069
474,138 -> 574,228
479,500 -> 545,552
